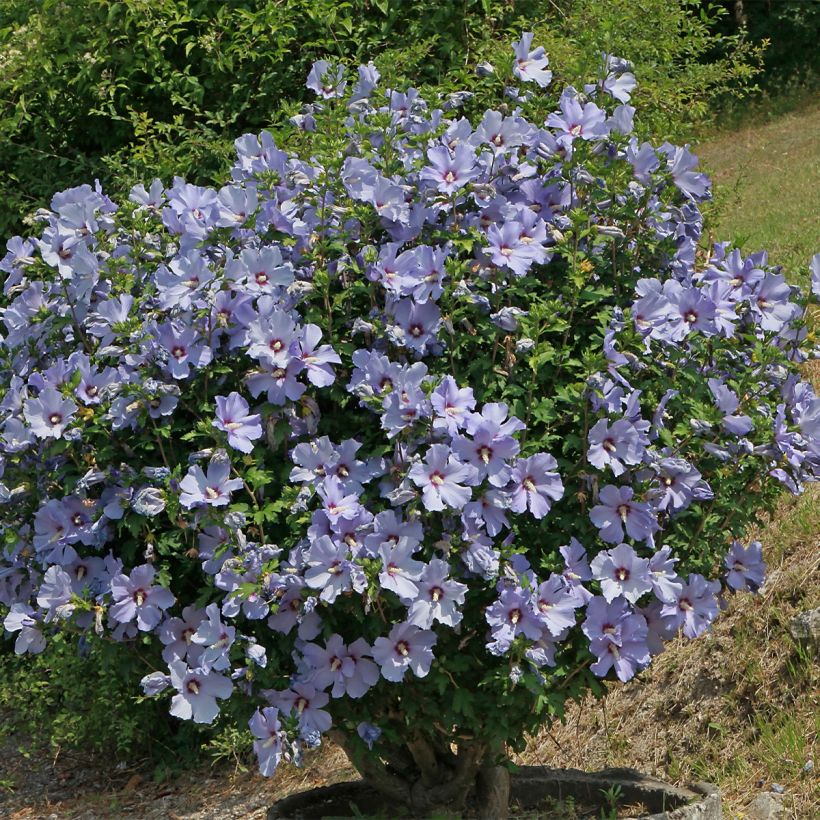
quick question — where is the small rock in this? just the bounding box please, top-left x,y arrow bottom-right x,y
123,773 -> 143,791
745,792 -> 785,819
789,608 -> 820,644
770,783 -> 785,794
802,759 -> 814,774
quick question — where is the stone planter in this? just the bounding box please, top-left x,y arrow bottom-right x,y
268,766 -> 721,819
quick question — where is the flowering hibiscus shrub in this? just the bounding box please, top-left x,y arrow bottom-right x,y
1,34 -> 819,816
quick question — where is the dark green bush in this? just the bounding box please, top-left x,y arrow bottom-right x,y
711,0 -> 819,89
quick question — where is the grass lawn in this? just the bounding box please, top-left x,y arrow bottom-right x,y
695,103 -> 820,280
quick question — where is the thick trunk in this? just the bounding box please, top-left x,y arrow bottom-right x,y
331,730 -> 511,817
475,763 -> 511,820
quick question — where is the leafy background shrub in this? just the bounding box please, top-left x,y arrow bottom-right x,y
0,0 -> 762,236
710,0 -> 819,91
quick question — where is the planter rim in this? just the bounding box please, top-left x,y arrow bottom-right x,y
267,765 -> 722,819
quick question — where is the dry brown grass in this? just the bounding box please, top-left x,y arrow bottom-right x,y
517,486 -> 820,819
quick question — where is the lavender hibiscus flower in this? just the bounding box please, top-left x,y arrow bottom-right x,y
212,392 -> 263,453
723,540 -> 766,592
420,144 -> 479,195
249,707 -> 284,776
590,485 -> 659,545
109,564 -> 176,631
590,543 -> 653,603
408,444 -> 478,511
268,683 -> 332,736
378,539 -> 425,602
407,558 -> 468,628
533,574 -> 581,636
582,596 -> 650,682
372,622 -> 437,682
24,387 -> 77,439
304,535 -> 365,603
661,573 -> 721,638
168,661 -> 233,724
179,457 -> 244,508
511,32 -> 552,87
486,587 -> 543,653
587,418 -> 645,476
507,453 -> 564,519
301,634 -> 380,699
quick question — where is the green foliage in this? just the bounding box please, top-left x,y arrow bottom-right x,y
0,633 -> 204,766
0,0 -> 762,235
711,0 -> 820,90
